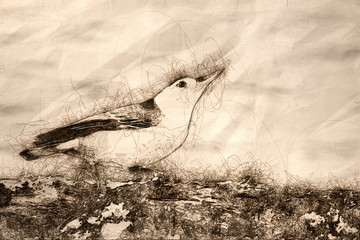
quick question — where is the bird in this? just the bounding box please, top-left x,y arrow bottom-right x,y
19,59 -> 229,167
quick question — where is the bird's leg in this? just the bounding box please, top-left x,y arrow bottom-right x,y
74,144 -> 104,186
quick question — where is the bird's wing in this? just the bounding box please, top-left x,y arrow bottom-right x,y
33,118 -> 152,148
20,99 -> 161,160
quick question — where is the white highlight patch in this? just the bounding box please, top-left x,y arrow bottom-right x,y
301,212 -> 325,227
34,186 -> 58,201
1,180 -> 23,191
87,217 -> 101,225
61,219 -> 82,233
101,222 -> 131,239
336,216 -> 358,234
106,181 -> 134,189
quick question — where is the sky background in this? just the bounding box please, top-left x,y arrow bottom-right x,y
1,0 -> 359,182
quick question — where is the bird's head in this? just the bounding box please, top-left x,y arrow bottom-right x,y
151,59 -> 229,157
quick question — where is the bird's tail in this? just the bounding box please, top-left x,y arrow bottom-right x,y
20,146 -> 79,161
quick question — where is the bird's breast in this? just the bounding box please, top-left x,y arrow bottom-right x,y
75,124 -> 186,164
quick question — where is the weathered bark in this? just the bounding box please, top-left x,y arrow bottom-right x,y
1,174 -> 360,239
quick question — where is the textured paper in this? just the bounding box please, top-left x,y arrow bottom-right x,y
0,0 -> 359,182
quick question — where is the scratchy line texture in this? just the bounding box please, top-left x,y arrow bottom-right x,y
19,117 -> 153,160
34,118 -> 153,148
18,59 -> 229,162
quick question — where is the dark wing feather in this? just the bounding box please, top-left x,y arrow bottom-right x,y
20,116 -> 153,161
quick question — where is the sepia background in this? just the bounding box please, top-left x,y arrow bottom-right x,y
0,0 -> 359,182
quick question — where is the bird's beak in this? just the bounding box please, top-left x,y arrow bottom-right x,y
191,66 -> 228,110
197,66 -> 226,90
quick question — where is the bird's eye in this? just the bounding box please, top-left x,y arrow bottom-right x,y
176,81 -> 187,88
